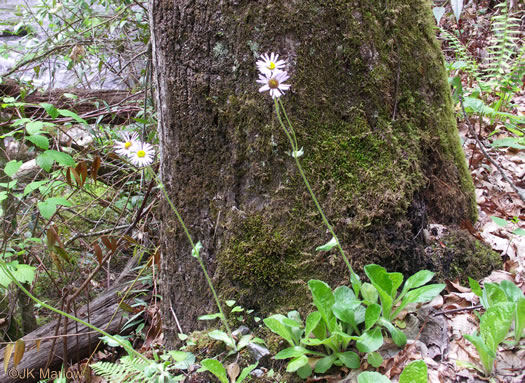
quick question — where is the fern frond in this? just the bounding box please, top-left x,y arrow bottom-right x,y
91,356 -> 151,383
480,1 -> 524,92
439,27 -> 481,81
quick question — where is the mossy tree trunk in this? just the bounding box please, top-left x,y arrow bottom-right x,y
149,0 -> 477,344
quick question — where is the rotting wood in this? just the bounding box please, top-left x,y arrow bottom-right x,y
0,282 -> 150,383
0,78 -> 142,124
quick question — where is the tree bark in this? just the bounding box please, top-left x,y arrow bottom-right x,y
150,0 -> 480,344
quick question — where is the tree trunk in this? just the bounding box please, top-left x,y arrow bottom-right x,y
150,0 -> 481,343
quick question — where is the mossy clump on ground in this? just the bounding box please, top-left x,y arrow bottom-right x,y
425,229 -> 502,283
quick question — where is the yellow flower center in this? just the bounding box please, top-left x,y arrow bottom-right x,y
268,78 -> 279,89
268,61 -> 276,70
137,150 -> 146,158
124,141 -> 132,149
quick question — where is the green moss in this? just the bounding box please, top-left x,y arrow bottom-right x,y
217,215 -> 312,316
427,230 -> 502,283
219,216 -> 298,288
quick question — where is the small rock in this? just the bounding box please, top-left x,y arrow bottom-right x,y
59,126 -> 93,147
250,369 -> 264,378
232,325 -> 250,337
247,342 -> 270,362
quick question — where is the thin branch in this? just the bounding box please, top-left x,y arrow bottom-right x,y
433,305 -> 482,316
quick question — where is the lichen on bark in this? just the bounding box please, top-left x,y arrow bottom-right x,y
150,0 -> 487,342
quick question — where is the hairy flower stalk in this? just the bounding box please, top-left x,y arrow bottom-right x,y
257,53 -> 357,281
145,167 -> 236,351
274,99 -> 357,279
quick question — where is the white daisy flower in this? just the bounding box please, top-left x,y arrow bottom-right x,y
256,52 -> 286,75
115,132 -> 139,158
129,142 -> 155,167
256,70 -> 291,98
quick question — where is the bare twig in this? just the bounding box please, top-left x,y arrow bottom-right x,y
433,305 -> 482,316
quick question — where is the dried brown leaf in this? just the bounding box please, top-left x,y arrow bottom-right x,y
91,156 -> 101,184
227,362 -> 240,383
101,236 -> 112,251
65,167 -> 72,187
3,343 -> 13,372
70,166 -> 81,186
46,227 -> 58,248
13,339 -> 25,368
93,243 -> 103,264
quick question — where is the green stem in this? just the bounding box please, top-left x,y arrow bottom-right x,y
273,99 -> 356,278
278,98 -> 298,151
0,261 -> 147,361
148,167 -> 236,351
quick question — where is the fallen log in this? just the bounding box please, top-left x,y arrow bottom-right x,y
0,78 -> 142,124
0,282 -> 149,383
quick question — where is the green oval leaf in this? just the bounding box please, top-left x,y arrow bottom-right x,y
45,150 -> 75,167
490,216 -> 508,227
4,160 -> 22,178
199,359 -> 228,383
197,313 -> 223,321
403,270 -> 435,292
36,152 -> 54,172
308,279 -> 336,331
356,327 -> 383,353
399,360 -> 427,383
207,330 -> 235,349
365,303 -> 381,330
264,315 -> 295,346
275,346 -> 308,360
361,282 -> 378,303
40,103 -> 58,119
305,311 -> 321,338
378,318 -> 407,347
25,121 -> 44,135
286,355 -> 309,372
26,134 -> 49,150
316,237 -> 337,252
358,371 -> 391,383
57,109 -> 88,124
404,284 -> 445,304
314,354 -> 336,373
337,351 -> 360,369
480,302 -> 515,352
367,351 -> 383,368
